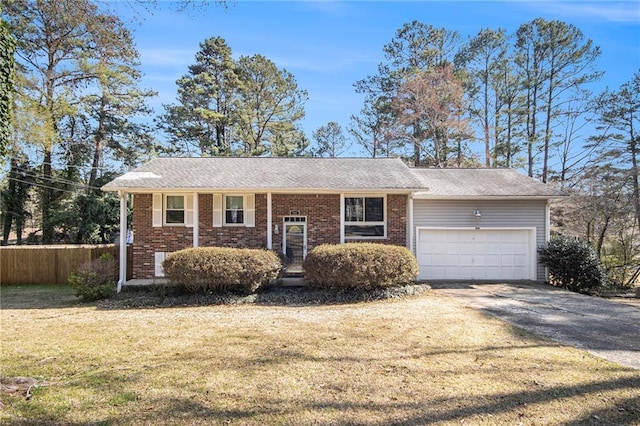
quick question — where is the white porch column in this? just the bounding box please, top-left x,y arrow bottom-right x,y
193,192 -> 199,247
408,195 -> 414,255
117,191 -> 127,293
266,192 -> 272,250
339,193 -> 345,244
545,200 -> 551,242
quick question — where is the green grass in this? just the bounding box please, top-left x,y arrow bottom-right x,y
0,284 -> 78,309
1,285 -> 639,425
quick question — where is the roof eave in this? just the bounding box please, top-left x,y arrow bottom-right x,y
101,186 -> 418,194
411,194 -> 566,200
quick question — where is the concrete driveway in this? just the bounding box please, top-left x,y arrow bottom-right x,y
429,281 -> 640,369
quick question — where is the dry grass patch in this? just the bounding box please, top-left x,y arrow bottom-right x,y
1,285 -> 639,425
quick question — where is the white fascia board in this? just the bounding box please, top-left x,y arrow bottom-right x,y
103,187 -> 416,195
411,194 -> 560,200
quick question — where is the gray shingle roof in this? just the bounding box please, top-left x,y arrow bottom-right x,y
411,168 -> 564,198
102,157 -> 564,198
102,157 -> 425,192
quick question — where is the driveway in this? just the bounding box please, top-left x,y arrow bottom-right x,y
429,281 -> 640,369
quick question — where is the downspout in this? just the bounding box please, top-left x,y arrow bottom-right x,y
117,191 -> 127,293
193,192 -> 199,247
544,199 -> 551,281
408,195 -> 414,255
339,193 -> 345,244
266,192 -> 272,250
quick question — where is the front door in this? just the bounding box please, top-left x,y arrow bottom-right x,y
283,216 -> 307,271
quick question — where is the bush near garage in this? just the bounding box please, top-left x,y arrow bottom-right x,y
162,247 -> 282,294
68,253 -> 117,301
303,243 -> 418,290
538,236 -> 610,294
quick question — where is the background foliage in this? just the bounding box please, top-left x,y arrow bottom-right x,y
0,2 -> 638,286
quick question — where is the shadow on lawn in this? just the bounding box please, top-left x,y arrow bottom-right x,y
6,375 -> 637,425
0,285 -> 82,310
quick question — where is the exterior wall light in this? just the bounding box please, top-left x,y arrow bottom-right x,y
474,209 -> 482,218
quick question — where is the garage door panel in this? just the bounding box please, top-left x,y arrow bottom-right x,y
417,228 -> 532,280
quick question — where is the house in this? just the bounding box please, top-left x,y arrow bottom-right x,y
102,157 -> 564,291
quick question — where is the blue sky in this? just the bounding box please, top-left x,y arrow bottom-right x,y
109,0 -> 640,156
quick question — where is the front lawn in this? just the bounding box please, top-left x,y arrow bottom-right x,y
1,285 -> 638,425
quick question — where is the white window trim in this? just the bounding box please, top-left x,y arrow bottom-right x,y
343,194 -> 387,239
223,194 -> 246,226
164,194 -> 186,226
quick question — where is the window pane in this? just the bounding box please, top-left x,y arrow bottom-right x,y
226,196 -> 244,210
365,197 -> 384,222
225,210 -> 244,224
166,195 -> 184,210
345,225 -> 385,237
344,197 -> 364,221
166,210 -> 185,224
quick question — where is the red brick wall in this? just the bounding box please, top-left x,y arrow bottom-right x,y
132,194 -> 194,279
132,192 -> 408,279
198,194 -> 268,248
271,194 -> 342,254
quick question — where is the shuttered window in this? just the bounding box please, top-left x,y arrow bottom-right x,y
151,193 -> 194,227
213,194 -> 255,228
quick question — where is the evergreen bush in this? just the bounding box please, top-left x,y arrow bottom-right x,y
68,253 -> 117,301
538,236 -> 610,294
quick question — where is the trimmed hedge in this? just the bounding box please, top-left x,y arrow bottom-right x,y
163,247 -> 282,294
303,243 -> 418,290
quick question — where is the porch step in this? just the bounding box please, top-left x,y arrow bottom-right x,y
283,265 -> 304,278
280,276 -> 306,287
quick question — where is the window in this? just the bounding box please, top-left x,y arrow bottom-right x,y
344,196 -> 385,238
165,195 -> 185,224
225,195 -> 244,225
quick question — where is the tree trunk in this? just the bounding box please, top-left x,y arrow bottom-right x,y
542,67 -> 556,183
41,149 -> 54,244
629,124 -> 640,232
88,95 -> 107,191
1,158 -> 18,246
483,62 -> 491,167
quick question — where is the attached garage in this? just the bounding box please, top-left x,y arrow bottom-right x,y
408,168 -> 565,282
416,227 -> 536,280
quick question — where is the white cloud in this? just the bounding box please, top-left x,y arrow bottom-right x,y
529,1 -> 640,23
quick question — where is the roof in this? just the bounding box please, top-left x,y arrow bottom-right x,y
410,168 -> 565,198
102,157 -> 425,192
102,157 -> 564,198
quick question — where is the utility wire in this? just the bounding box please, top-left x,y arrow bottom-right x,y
11,167 -> 103,191
6,177 -> 97,194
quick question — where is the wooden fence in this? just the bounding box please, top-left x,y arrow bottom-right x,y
0,244 -> 133,285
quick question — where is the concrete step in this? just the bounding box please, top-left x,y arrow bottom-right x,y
280,276 -> 306,287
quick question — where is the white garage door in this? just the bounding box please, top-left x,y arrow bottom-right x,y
417,228 -> 534,280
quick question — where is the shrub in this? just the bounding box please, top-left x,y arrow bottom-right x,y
303,243 -> 418,290
538,236 -> 610,294
68,253 -> 117,301
162,247 -> 282,294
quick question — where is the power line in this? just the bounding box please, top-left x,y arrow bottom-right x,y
6,177 -> 97,194
12,167 -> 102,191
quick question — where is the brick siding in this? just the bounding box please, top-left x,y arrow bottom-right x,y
132,192 -> 408,279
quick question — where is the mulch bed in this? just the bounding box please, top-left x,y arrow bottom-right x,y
98,283 -> 431,309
